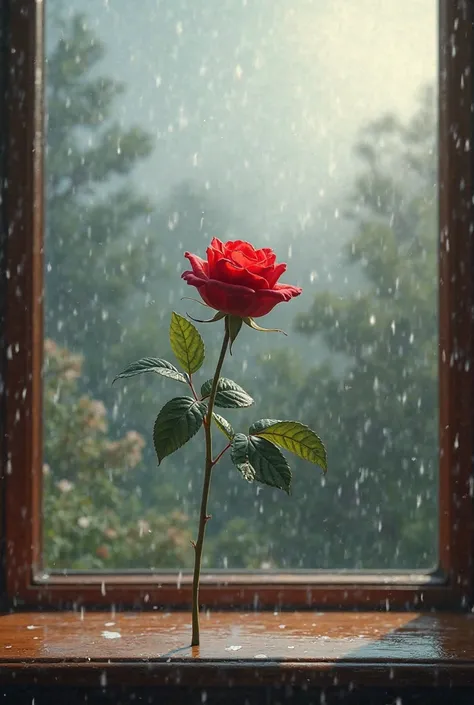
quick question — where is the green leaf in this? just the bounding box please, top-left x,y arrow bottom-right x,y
230,433 -> 256,482
230,433 -> 292,494
249,419 -> 327,472
153,396 -> 207,464
201,377 -> 254,408
169,312 -> 205,374
112,357 -> 187,384
212,413 -> 235,441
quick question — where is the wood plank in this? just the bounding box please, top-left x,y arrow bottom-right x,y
0,612 -> 473,687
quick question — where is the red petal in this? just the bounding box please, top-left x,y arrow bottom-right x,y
258,248 -> 277,265
183,252 -> 209,278
249,284 -> 302,317
214,257 -> 269,290
223,240 -> 258,260
199,279 -> 257,316
206,244 -> 222,276
230,250 -> 257,268
246,262 -> 286,288
210,237 -> 225,253
181,270 -> 208,287
272,282 -> 303,297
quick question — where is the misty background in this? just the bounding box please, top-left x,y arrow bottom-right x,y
42,0 -> 438,572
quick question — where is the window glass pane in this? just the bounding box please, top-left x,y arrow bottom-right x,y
43,0 -> 438,571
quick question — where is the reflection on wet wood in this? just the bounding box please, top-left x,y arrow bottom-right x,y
0,611 -> 473,687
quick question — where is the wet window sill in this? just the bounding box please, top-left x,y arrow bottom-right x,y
0,610 -> 473,692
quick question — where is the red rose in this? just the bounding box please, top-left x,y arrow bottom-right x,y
182,238 -> 302,318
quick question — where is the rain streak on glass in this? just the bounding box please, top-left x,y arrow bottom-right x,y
43,0 -> 438,571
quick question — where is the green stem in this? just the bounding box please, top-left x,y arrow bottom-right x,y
191,320 -> 230,646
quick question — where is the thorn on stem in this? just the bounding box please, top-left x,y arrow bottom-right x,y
205,514 -> 212,523
190,540 -> 196,549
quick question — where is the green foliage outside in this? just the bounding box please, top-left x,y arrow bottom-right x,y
43,339 -> 191,570
249,87 -> 438,570
43,14 -> 438,571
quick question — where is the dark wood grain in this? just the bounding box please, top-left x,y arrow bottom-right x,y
3,0 -> 44,601
1,0 -> 473,610
438,0 -> 474,607
0,611 -> 473,688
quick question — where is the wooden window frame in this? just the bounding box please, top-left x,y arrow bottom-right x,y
2,0 -> 473,610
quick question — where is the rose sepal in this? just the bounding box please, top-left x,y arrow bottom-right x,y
187,311 -> 226,324
243,317 -> 287,335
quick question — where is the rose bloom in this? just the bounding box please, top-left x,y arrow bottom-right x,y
182,238 -> 302,318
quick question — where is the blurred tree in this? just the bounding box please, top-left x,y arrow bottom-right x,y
44,11 -> 438,572
43,338 -> 192,570
252,86 -> 438,569
43,12 -> 250,569
45,13 -> 160,392
44,14 -> 238,394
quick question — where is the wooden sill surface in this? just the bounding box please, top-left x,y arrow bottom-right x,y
0,611 -> 473,688
0,612 -> 474,686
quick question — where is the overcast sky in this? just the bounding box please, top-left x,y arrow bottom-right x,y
49,0 -> 436,216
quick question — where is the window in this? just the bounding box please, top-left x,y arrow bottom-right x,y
2,0 -> 473,609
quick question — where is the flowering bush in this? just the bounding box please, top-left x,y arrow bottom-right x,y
43,339 -> 192,570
